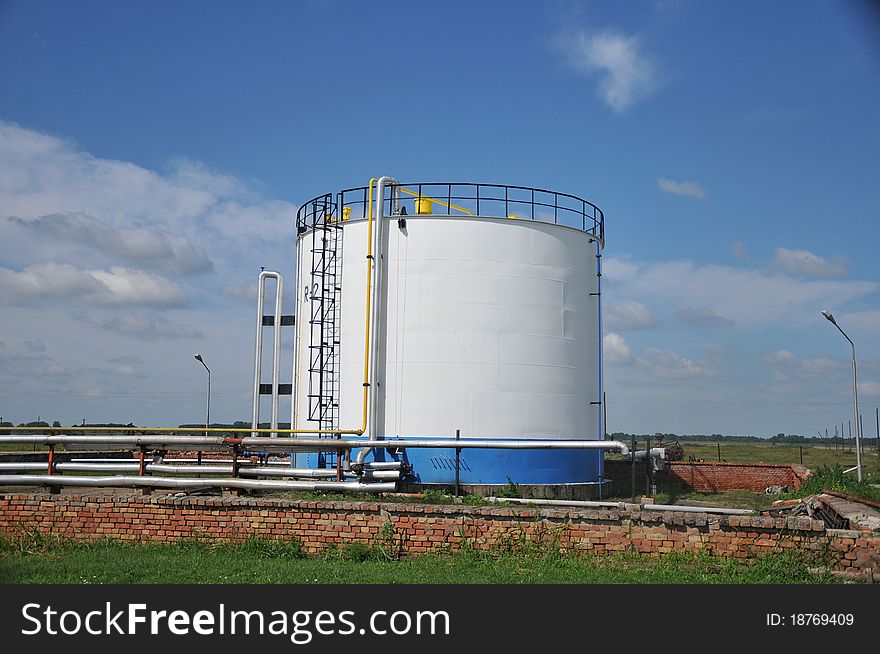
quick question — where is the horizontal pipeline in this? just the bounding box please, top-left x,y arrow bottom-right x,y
0,435 -> 630,455
640,503 -> 754,515
486,496 -> 753,515
349,438 -> 628,465
360,461 -> 403,470
70,458 -> 284,465
0,462 -> 399,480
0,426 -> 362,435
0,462 -> 234,475
629,448 -> 666,460
0,435 -> 228,449
73,458 -> 402,470
245,438 -> 631,455
0,475 -> 395,493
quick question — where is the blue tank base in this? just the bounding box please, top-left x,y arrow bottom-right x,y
294,441 -> 608,499
361,443 -> 606,496
399,446 -> 604,486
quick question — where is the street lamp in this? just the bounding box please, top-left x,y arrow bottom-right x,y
821,310 -> 862,481
194,354 -> 211,439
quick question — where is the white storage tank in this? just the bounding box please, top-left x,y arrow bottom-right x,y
291,179 -> 605,489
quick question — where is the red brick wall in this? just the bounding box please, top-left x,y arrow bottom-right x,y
605,461 -> 810,493
0,493 -> 876,580
664,462 -> 810,492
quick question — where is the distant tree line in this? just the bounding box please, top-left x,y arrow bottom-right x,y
609,431 -> 879,447
176,421 -> 290,436
0,420 -> 272,436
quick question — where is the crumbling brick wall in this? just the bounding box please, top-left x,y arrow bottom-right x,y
604,460 -> 810,492
0,493 -> 876,580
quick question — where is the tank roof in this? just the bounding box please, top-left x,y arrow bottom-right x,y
296,181 -> 603,242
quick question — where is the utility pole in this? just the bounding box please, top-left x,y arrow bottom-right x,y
859,414 -> 863,455
822,310 -> 863,480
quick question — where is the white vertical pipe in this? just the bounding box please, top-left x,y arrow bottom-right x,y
252,272 -> 267,439
367,176 -> 397,444
291,234 -> 303,435
271,273 -> 283,438
595,237 -> 603,443
252,270 -> 283,439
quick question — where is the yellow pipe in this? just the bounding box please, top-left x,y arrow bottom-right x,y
398,187 -> 473,216
361,177 -> 378,435
1,425 -> 358,434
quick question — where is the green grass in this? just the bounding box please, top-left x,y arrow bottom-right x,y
0,533 -> 847,584
778,465 -> 880,503
672,440 -> 880,480
651,488 -> 772,511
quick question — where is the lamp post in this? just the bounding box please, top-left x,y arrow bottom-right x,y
194,354 -> 211,439
821,310 -> 862,481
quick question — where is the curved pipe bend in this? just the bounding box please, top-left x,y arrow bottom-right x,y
353,439 -> 630,467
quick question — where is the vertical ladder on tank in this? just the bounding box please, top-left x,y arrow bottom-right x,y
305,196 -> 343,467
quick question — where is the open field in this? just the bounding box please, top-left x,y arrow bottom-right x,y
678,441 -> 879,476
609,439 -> 880,480
0,536 -> 845,585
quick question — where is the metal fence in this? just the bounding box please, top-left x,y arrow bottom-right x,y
297,182 -> 604,240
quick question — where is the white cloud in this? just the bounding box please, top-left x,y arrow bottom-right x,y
0,263 -> 187,307
0,122 -> 214,224
90,267 -> 187,307
762,349 -> 799,366
861,381 -> 880,398
799,356 -> 844,375
107,355 -> 144,365
657,177 -> 705,199
761,349 -> 846,377
560,29 -> 658,112
10,213 -> 212,273
222,283 -> 257,302
773,248 -> 847,279
637,347 -> 714,380
605,299 -> 660,330
601,257 -> 641,288
32,364 -> 66,377
168,158 -> 248,198
0,119 -> 295,275
673,306 -> 734,328
603,332 -> 632,364
85,313 -> 204,340
603,257 -> 875,326
836,310 -> 880,335
0,262 -> 102,300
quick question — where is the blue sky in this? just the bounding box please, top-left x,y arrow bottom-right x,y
1,0 -> 879,436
